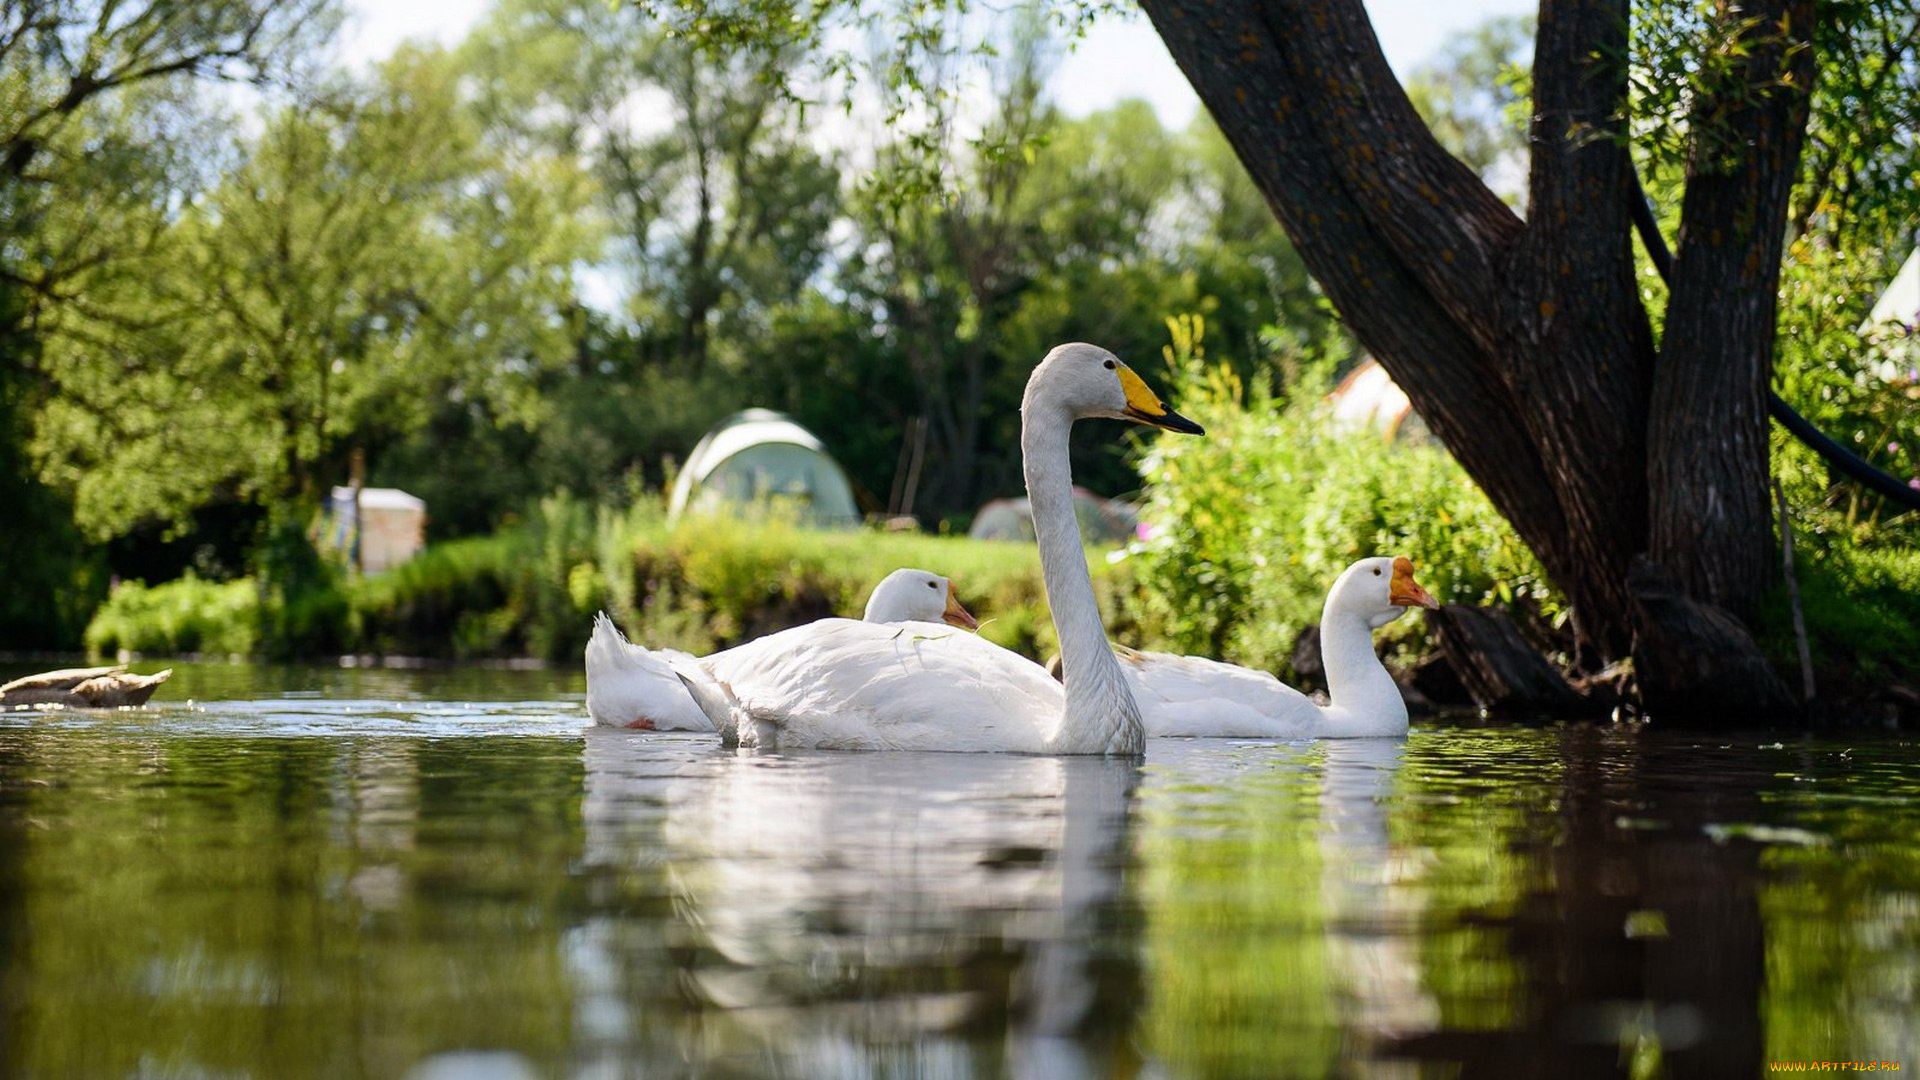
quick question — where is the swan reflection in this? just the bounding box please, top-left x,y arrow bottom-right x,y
576,731 -> 1141,1077
1317,738 -> 1437,1055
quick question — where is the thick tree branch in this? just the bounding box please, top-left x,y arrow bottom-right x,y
1650,0 -> 1817,619
1139,0 -> 1663,648
1498,0 -> 1654,652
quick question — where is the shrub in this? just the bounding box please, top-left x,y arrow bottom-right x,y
1123,315 -> 1556,678
84,574 -> 260,658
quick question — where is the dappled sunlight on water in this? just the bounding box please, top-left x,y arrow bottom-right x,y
0,662 -> 1916,1076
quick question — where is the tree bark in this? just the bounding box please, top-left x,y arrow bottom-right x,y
1429,605 -> 1597,717
1649,0 -> 1816,622
1137,0 -> 1638,655
1140,0 -> 1817,716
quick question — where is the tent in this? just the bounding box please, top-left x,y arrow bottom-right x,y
326,486 -> 426,573
668,409 -> 860,528
968,488 -> 1141,545
1866,247 -> 1919,383
1868,247 -> 1919,330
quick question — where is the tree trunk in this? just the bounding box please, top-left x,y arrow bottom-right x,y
1139,0 -> 1815,719
1648,0 -> 1817,622
1429,605 -> 1597,717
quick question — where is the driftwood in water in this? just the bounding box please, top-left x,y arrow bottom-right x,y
1405,650 -> 1473,711
1627,556 -> 1799,725
1,665 -> 173,708
1428,605 -> 1597,717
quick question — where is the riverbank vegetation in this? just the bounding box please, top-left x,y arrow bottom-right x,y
5,1 -> 1917,717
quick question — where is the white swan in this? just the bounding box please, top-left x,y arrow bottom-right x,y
1122,556 -> 1438,739
618,342 -> 1203,754
586,568 -> 978,730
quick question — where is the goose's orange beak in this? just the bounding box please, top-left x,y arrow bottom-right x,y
942,581 -> 980,630
1389,556 -> 1439,609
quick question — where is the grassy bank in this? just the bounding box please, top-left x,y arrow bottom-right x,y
83,496 -> 1139,665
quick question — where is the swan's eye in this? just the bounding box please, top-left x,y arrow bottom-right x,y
1103,359 -> 1115,370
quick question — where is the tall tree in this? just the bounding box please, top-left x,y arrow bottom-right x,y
463,0 -> 839,376
0,0 -> 332,646
1134,0 -> 1827,716
638,0 -> 1920,716
29,47 -> 591,541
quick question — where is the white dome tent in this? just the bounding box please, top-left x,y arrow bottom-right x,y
667,409 -> 860,529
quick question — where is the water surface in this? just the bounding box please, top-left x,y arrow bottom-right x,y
1,662 -> 1915,1077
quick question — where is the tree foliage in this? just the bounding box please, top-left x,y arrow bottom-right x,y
5,0 -> 1912,693
28,47 -> 592,542
0,0 -> 334,647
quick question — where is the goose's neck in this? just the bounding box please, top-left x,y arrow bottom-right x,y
1319,600 -> 1407,728
1023,404 -> 1143,755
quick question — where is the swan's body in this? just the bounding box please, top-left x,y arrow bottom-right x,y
586,569 -> 977,730
689,618 -> 1072,751
611,343 -> 1202,754
0,665 -> 172,709
1124,557 -> 1438,739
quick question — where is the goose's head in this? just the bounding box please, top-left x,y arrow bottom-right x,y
1024,343 -> 1205,434
1329,556 -> 1440,630
863,568 -> 979,629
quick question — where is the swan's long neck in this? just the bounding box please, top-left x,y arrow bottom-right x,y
1022,402 -> 1144,755
1319,593 -> 1407,730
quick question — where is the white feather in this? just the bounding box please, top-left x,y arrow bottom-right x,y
1123,556 -> 1435,739
588,343 -> 1200,754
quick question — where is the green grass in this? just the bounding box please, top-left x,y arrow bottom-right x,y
77,494 -> 1120,664
1759,544 -> 1920,684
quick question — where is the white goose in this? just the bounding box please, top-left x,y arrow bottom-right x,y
1122,556 -> 1438,739
615,343 -> 1203,754
586,568 -> 979,730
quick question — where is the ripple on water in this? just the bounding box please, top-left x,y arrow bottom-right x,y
0,664 -> 1917,1077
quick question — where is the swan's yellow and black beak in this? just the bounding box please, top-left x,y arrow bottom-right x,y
1118,365 -> 1205,435
942,581 -> 980,631
1389,556 -> 1440,610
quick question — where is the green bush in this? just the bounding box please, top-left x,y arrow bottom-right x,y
75,492 -> 1105,665
1123,315 -> 1556,678
84,574 -> 260,658
348,532 -> 520,657
1759,540 -> 1920,683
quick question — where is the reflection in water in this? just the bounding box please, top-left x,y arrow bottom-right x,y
0,668 -> 1916,1078
1391,727 -> 1773,1076
1318,739 -> 1436,1063
576,732 -> 1142,1078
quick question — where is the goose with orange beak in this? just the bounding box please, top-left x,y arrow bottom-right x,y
1119,556 -> 1439,739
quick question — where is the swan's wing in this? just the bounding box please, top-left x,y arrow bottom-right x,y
1121,649 -> 1317,738
701,619 -> 1065,752
584,612 -> 715,731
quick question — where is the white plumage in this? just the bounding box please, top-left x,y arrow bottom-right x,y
585,343 -> 1203,754
1123,556 -> 1438,739
586,568 -> 975,731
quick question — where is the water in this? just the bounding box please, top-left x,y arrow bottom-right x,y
1,662 -> 1916,1078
